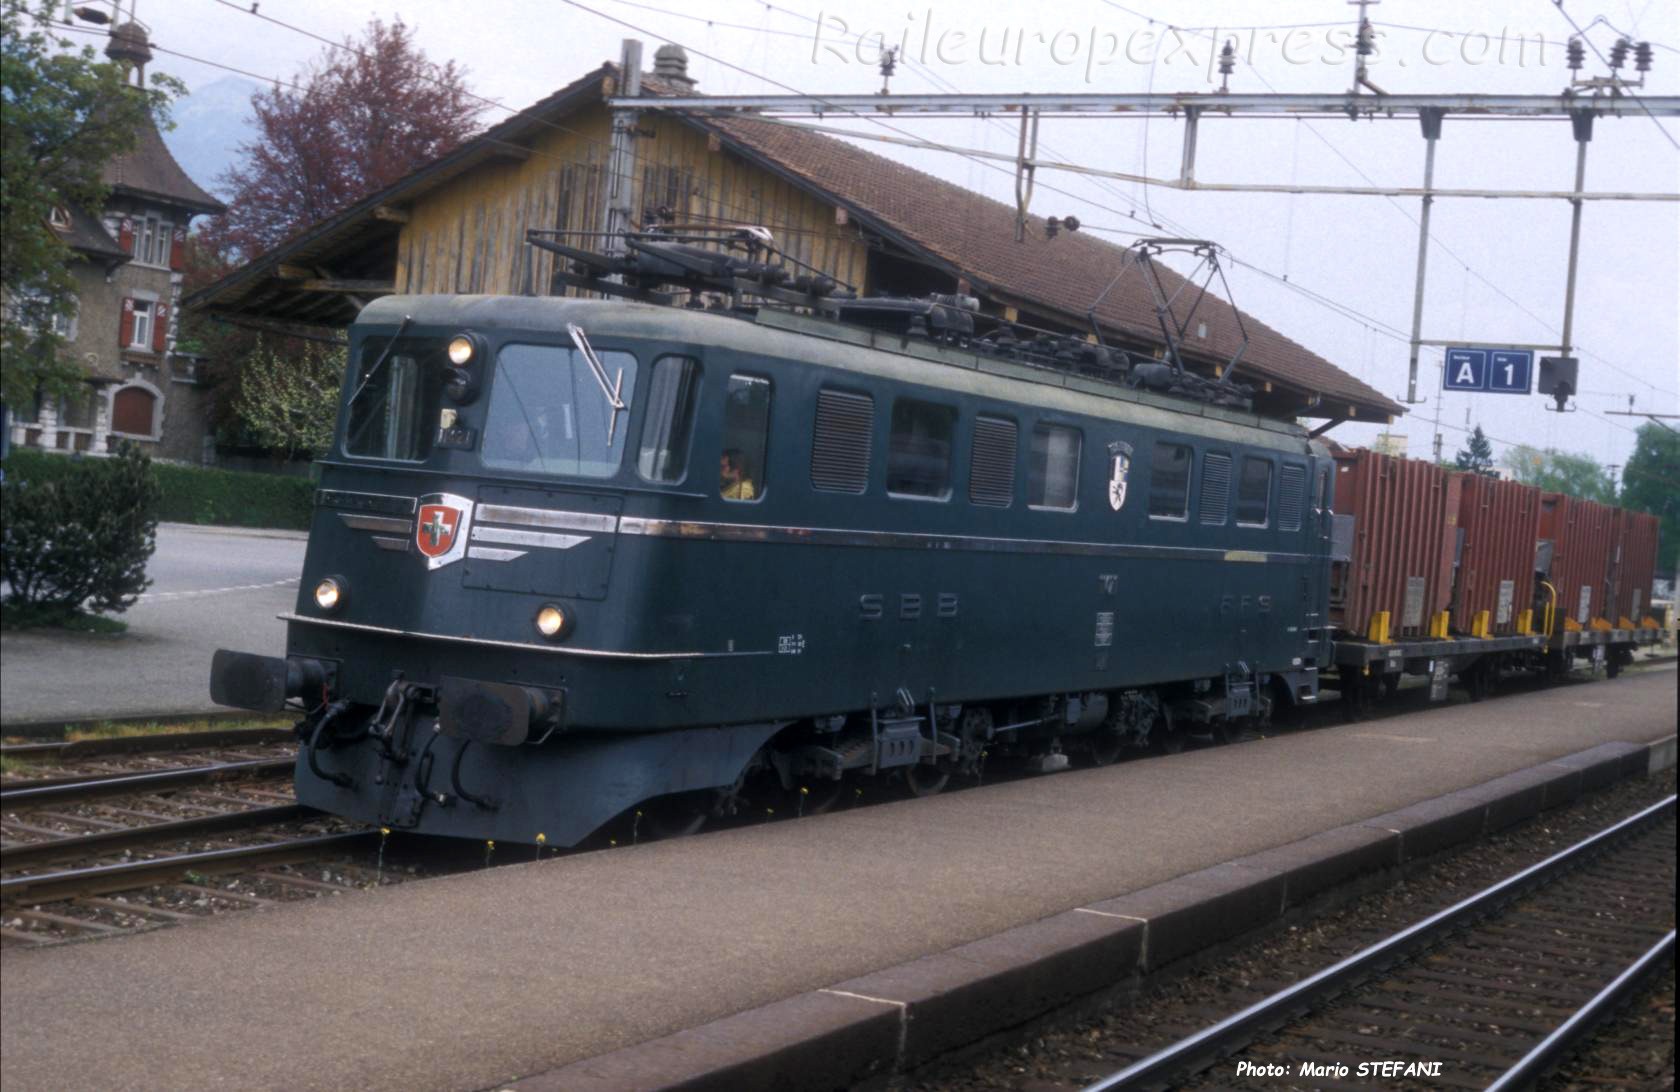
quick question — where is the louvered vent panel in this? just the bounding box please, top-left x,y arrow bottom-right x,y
1279,464 -> 1307,531
1200,452 -> 1231,525
969,416 -> 1017,507
810,389 -> 874,493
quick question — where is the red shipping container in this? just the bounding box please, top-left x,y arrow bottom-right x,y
1537,493 -> 1616,627
1454,474 -> 1541,636
1611,508 -> 1661,624
1330,449 -> 1462,640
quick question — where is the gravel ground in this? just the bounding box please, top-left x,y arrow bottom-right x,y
904,766 -> 1677,1091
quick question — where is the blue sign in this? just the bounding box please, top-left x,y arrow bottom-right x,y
1487,349 -> 1533,393
1444,348 -> 1487,391
1443,347 -> 1534,395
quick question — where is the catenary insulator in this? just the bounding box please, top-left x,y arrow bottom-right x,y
1566,37 -> 1585,71
1609,37 -> 1629,70
1634,41 -> 1653,73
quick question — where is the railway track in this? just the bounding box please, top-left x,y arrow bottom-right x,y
1086,795 -> 1677,1091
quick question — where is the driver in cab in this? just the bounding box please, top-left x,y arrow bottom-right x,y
720,448 -> 756,501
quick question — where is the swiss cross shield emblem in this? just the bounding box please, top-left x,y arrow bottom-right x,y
1107,440 -> 1133,512
415,493 -> 473,570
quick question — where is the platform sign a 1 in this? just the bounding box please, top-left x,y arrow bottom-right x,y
1443,346 -> 1534,394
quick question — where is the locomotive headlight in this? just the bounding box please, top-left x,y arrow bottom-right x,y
534,603 -> 570,639
447,335 -> 476,365
313,576 -> 347,613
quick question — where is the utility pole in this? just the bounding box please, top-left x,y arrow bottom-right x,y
1405,108 -> 1445,407
1560,111 -> 1593,358
601,39 -> 643,261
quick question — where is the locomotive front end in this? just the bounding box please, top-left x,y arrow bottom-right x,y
209,296 -> 779,846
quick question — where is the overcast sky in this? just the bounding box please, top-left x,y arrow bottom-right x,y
109,0 -> 1679,474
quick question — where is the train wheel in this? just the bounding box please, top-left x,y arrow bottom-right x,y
796,778 -> 846,816
1150,707 -> 1184,755
1087,725 -> 1126,766
1342,675 -> 1374,722
903,763 -> 950,797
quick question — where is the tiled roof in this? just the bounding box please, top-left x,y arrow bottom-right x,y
57,204 -> 130,264
702,114 -> 1400,417
102,115 -> 225,216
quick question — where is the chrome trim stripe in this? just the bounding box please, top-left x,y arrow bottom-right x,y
316,489 -> 416,516
470,526 -> 590,550
476,504 -> 618,534
371,536 -> 410,552
467,546 -> 528,562
278,612 -> 759,660
339,513 -> 413,534
615,516 -> 1315,565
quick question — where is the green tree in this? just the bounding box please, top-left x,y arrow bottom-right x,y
1454,425 -> 1496,475
1502,444 -> 1615,503
1619,422 -> 1680,573
233,337 -> 346,461
1,0 -> 180,407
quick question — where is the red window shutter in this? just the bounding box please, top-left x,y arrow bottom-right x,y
118,217 -> 134,254
169,228 -> 186,271
119,298 -> 135,347
152,304 -> 169,352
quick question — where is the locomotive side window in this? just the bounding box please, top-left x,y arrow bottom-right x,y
811,388 -> 874,493
1278,463 -> 1307,531
482,343 -> 638,477
637,355 -> 701,484
969,415 -> 1017,508
887,398 -> 956,500
721,373 -> 771,502
1236,456 -> 1273,527
1148,441 -> 1191,519
1027,423 -> 1081,511
345,338 -> 440,461
1200,452 -> 1232,525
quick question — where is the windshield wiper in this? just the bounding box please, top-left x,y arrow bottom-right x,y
345,315 -> 414,410
566,322 -> 627,446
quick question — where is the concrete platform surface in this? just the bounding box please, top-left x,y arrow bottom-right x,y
2,667 -> 1674,1092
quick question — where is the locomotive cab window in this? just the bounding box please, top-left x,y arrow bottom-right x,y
638,355 -> 701,484
720,373 -> 771,502
887,398 -> 956,500
1027,423 -> 1080,511
345,337 -> 442,462
1236,456 -> 1273,527
1148,442 -> 1191,520
482,342 -> 638,477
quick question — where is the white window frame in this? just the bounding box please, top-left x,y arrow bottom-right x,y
129,298 -> 155,350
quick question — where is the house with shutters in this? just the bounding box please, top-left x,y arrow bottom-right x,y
6,20 -> 225,461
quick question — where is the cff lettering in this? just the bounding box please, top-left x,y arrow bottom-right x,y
1219,594 -> 1273,615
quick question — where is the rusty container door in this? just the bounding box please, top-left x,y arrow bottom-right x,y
1329,449 -> 1460,639
1454,474 -> 1542,635
1611,508 -> 1661,623
1537,493 -> 1617,626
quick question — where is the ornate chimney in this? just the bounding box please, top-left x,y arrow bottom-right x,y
105,20 -> 152,84
653,43 -> 696,90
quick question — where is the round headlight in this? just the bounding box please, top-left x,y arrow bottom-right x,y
447,335 -> 475,365
314,577 -> 345,612
535,603 -> 568,639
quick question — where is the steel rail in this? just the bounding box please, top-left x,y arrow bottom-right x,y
0,805 -> 313,869
0,728 -> 295,760
1485,929 -> 1677,1092
0,758 -> 296,805
1082,793 -> 1677,1091
0,831 -> 377,903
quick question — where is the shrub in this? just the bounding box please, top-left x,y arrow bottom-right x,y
1,441 -> 161,616
2,448 -> 315,530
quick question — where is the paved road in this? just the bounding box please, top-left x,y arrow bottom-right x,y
1,666 -> 1672,1092
0,523 -> 305,725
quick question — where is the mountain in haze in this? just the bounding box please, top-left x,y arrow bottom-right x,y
161,75 -> 262,201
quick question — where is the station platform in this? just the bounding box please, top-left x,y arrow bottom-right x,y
2,667 -> 1674,1092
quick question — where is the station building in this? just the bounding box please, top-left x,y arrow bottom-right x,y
189,45 -> 1400,428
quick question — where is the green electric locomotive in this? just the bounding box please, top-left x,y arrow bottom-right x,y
211,233 -> 1334,845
